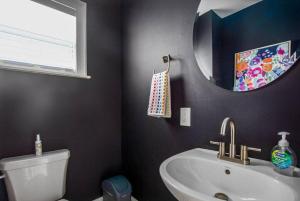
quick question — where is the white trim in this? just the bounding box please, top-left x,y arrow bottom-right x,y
76,0 -> 88,77
94,196 -> 138,201
31,0 -> 76,15
0,64 -> 91,79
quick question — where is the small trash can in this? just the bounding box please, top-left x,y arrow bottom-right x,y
102,175 -> 132,201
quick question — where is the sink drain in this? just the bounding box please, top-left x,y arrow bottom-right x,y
214,193 -> 229,201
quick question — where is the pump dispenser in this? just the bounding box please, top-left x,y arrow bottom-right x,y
278,132 -> 289,147
271,132 -> 297,176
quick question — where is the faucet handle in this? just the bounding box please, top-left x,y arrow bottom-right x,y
240,145 -> 262,164
210,141 -> 220,145
248,147 -> 262,152
210,141 -> 225,157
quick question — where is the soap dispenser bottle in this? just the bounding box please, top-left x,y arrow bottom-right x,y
35,134 -> 42,156
271,132 -> 297,176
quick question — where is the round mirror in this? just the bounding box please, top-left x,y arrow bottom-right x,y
193,0 -> 300,92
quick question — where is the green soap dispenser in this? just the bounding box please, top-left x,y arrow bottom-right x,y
271,132 -> 297,176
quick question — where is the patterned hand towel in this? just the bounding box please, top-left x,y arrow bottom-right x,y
147,70 -> 171,118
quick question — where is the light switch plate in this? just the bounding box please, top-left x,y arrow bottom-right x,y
180,108 -> 191,127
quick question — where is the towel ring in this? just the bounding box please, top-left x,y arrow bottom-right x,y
153,54 -> 173,74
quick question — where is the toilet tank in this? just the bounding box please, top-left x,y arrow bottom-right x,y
0,149 -> 70,201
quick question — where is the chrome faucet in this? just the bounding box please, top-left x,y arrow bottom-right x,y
210,117 -> 262,165
220,117 -> 236,158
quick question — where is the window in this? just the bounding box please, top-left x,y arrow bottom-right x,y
0,0 -> 89,79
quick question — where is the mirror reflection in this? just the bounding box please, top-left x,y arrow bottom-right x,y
193,0 -> 300,92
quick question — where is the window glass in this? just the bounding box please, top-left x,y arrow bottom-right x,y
0,0 -> 77,71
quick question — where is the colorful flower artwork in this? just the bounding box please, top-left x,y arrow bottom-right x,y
234,41 -> 297,92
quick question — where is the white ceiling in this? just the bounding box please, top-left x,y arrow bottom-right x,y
197,0 -> 263,18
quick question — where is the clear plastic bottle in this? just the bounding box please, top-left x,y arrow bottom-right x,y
35,134 -> 42,156
271,132 -> 297,176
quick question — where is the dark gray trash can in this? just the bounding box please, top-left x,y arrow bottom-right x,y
102,175 -> 132,201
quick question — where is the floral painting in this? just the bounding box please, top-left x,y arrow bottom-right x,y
234,41 -> 297,91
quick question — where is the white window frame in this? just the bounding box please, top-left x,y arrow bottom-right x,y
0,0 -> 90,79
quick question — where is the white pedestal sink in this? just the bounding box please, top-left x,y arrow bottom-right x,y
160,148 -> 300,201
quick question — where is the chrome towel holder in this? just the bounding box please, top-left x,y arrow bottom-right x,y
153,54 -> 173,74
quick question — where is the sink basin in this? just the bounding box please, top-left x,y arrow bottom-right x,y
160,148 -> 300,201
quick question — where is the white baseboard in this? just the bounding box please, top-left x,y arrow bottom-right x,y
94,196 -> 138,201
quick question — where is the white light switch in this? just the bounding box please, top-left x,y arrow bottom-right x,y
180,108 -> 191,127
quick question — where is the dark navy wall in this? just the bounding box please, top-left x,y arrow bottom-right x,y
122,0 -> 300,201
0,1 -> 122,201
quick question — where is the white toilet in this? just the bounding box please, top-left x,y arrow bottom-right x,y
0,149 -> 70,201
